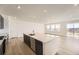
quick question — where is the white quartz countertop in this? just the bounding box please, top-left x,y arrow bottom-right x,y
26,33 -> 60,43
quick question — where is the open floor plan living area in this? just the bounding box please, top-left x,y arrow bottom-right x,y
0,4 -> 79,55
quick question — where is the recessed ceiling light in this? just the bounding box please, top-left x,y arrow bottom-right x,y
17,5 -> 21,9
14,17 -> 16,19
43,9 -> 47,13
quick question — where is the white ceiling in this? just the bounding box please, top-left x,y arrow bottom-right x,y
0,4 -> 79,23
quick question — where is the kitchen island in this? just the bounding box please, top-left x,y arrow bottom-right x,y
23,33 -> 61,55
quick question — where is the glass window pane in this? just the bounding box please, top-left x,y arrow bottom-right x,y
74,23 -> 79,28
46,25 -> 50,30
51,25 -> 55,29
74,23 -> 79,37
51,24 -> 55,31
55,24 -> 60,32
45,24 -> 51,33
66,23 -> 74,37
56,24 -> 60,29
66,23 -> 74,33
67,24 -> 73,28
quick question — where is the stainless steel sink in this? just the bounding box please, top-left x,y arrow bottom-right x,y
29,34 -> 35,36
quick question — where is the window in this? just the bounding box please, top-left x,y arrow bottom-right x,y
55,24 -> 60,32
74,23 -> 79,39
66,23 -> 79,39
67,24 -> 73,28
74,23 -> 79,33
46,25 -> 50,30
66,23 -> 74,37
45,24 -> 61,34
50,24 -> 55,32
45,24 -> 51,33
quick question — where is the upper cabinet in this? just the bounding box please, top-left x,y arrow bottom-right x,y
0,15 -> 4,29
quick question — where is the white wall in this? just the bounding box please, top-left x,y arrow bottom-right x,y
8,16 -> 44,38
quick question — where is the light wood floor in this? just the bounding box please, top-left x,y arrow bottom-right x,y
5,37 -> 35,55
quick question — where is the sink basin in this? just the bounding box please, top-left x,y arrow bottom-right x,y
0,36 -> 4,40
29,34 -> 35,36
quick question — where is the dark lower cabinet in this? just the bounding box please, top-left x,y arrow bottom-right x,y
24,34 -> 43,55
24,34 -> 31,47
30,37 -> 35,52
0,45 -> 3,54
27,36 -> 31,47
2,39 -> 6,54
24,34 -> 27,43
0,39 -> 6,55
35,40 -> 43,55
